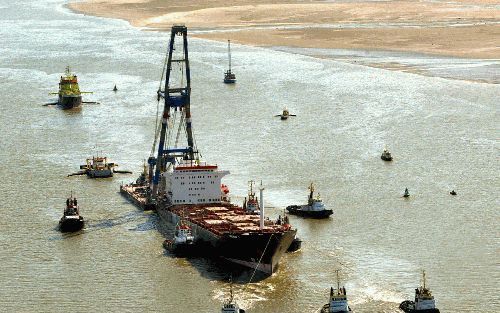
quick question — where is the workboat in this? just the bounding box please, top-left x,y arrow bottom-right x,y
120,26 -> 296,275
221,282 -> 245,313
59,195 -> 84,232
403,188 -> 410,198
223,40 -> 236,84
163,220 -> 196,256
399,271 -> 440,313
321,270 -> 352,313
68,155 -> 131,178
381,147 -> 393,161
286,183 -> 333,218
275,108 -> 296,120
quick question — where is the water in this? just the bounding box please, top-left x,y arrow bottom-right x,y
0,1 -> 498,312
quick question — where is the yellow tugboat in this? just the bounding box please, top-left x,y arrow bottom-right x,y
50,66 -> 84,109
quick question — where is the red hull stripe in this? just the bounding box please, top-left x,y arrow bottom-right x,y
174,165 -> 218,170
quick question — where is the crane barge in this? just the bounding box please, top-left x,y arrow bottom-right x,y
121,25 -> 296,275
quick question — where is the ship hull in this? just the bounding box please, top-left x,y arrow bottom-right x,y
381,155 -> 393,161
87,169 -> 113,178
223,78 -> 236,84
157,205 -> 296,275
59,217 -> 84,232
58,94 -> 82,109
320,304 -> 351,313
286,205 -> 333,218
399,301 -> 440,313
120,184 -> 156,211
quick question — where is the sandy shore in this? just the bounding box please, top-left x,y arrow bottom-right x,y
69,0 -> 500,59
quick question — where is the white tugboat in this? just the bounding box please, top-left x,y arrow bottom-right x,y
221,282 -> 245,313
381,147 -> 393,161
163,220 -> 195,256
399,271 -> 440,313
321,270 -> 352,313
286,183 -> 333,218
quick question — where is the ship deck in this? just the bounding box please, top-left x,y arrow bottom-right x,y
168,203 -> 289,236
121,184 -> 290,236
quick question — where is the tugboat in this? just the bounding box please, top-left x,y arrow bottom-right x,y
49,66 -> 83,109
223,40 -> 236,84
242,180 -> 260,214
59,194 -> 84,232
163,220 -> 196,256
403,188 -> 410,198
286,183 -> 333,218
275,108 -> 296,120
399,271 -> 440,313
68,155 -> 132,178
449,190 -> 457,196
381,147 -> 393,161
221,281 -> 245,313
321,270 -> 352,313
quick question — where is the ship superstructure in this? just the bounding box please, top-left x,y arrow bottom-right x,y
399,271 -> 440,313
120,25 -> 296,275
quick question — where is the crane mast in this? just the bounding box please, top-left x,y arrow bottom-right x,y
151,25 -> 196,199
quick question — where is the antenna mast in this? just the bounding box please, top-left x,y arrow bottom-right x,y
228,40 -> 232,71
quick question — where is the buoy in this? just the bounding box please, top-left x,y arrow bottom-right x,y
403,188 -> 410,198
113,84 -> 118,92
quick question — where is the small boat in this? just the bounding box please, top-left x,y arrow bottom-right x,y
449,190 -> 457,196
275,108 -> 296,120
242,180 -> 260,214
223,40 -> 236,84
403,188 -> 410,198
59,195 -> 84,232
381,147 -> 393,161
286,183 -> 333,218
163,220 -> 196,256
113,84 -> 118,92
320,270 -> 352,313
221,281 -> 245,313
399,271 -> 440,313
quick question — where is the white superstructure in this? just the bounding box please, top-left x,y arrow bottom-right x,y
166,160 -> 229,205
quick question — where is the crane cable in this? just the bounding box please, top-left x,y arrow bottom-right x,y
150,39 -> 171,157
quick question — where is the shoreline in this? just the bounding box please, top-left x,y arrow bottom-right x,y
67,0 -> 500,60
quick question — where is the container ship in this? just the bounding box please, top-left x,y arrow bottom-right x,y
120,25 -> 296,275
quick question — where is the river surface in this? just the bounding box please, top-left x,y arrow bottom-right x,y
0,1 -> 498,312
